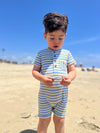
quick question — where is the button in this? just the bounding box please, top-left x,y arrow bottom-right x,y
55,65 -> 57,67
54,55 -> 56,57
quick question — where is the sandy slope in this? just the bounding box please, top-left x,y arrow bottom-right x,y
0,63 -> 100,133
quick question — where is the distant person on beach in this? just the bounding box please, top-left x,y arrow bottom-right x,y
87,66 -> 98,72
32,12 -> 76,133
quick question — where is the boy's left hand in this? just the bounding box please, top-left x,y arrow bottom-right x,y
60,76 -> 71,86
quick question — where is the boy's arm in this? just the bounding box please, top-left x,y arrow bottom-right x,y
32,64 -> 54,86
60,64 -> 76,86
67,64 -> 76,81
32,64 -> 43,81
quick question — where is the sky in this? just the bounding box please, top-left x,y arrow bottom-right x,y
0,0 -> 100,67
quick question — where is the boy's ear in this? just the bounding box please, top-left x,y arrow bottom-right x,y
65,33 -> 67,36
43,33 -> 47,40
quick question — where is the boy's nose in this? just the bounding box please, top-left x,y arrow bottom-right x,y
55,39 -> 59,43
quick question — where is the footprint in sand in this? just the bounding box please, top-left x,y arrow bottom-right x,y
79,121 -> 100,132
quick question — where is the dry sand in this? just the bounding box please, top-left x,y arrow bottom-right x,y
0,63 -> 100,133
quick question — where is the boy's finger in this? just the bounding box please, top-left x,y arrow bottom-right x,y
60,79 -> 65,84
47,79 -> 54,82
47,76 -> 54,81
62,76 -> 69,80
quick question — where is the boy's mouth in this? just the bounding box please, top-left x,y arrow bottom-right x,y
53,46 -> 59,48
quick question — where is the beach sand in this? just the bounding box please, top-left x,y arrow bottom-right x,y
0,63 -> 100,133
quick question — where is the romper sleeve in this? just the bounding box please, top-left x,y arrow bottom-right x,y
33,51 -> 41,67
67,51 -> 76,65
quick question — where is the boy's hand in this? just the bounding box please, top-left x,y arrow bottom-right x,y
60,76 -> 71,86
41,75 -> 54,87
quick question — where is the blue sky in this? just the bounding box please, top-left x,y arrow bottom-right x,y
0,0 -> 100,67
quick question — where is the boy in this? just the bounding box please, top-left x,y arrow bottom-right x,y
32,12 -> 76,133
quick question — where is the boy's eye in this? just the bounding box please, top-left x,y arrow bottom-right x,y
50,38 -> 54,40
59,38 -> 63,40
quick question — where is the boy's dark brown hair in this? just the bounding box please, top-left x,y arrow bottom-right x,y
43,12 -> 68,34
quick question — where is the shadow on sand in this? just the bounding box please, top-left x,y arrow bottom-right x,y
20,129 -> 37,133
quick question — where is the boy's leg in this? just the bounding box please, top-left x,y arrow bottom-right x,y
37,117 -> 51,133
53,114 -> 65,133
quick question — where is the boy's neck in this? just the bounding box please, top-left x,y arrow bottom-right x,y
48,47 -> 61,51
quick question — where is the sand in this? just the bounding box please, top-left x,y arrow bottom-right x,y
0,63 -> 100,133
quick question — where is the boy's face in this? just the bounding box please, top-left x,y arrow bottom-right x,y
44,30 -> 66,50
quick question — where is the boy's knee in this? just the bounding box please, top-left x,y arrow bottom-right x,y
38,117 -> 51,132
39,117 -> 51,127
53,115 -> 65,125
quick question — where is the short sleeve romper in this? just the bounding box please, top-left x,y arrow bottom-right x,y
34,48 -> 76,118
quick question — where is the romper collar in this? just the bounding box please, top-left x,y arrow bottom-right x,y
47,47 -> 62,53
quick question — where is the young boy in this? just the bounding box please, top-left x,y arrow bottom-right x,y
32,12 -> 76,133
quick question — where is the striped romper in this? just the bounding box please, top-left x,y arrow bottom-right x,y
34,48 -> 76,118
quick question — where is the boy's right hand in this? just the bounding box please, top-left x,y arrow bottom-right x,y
41,75 -> 54,87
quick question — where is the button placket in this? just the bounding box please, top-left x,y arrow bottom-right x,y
53,52 -> 57,71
